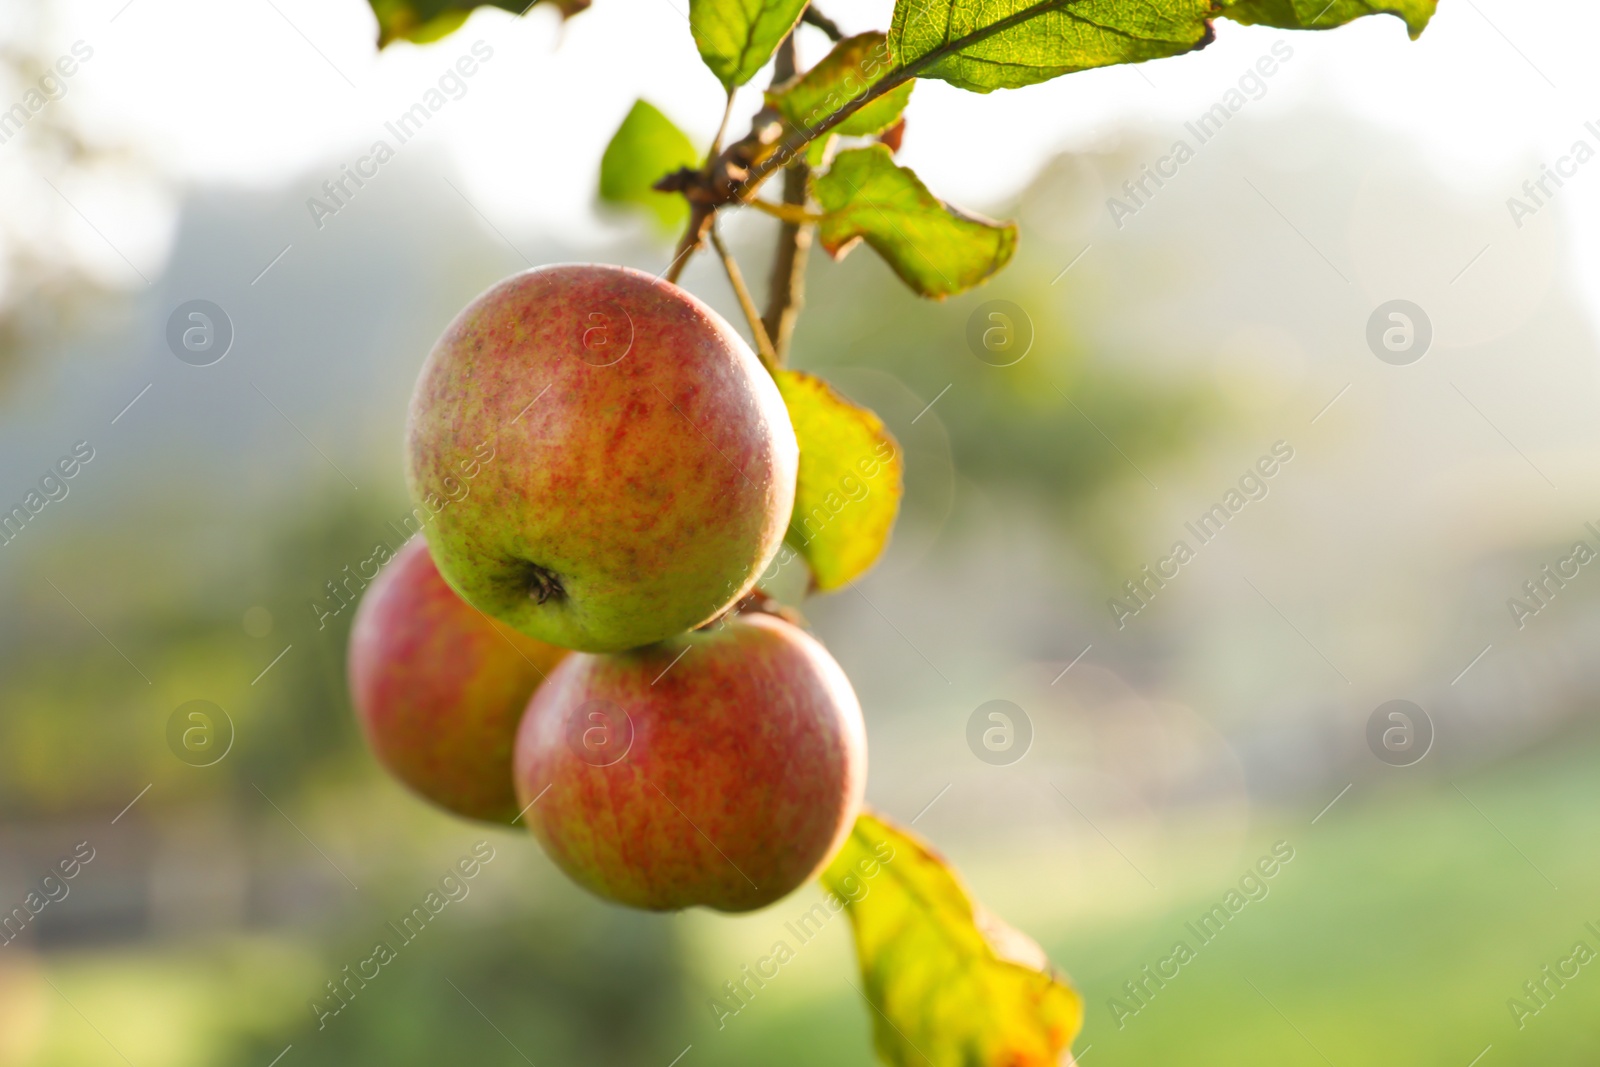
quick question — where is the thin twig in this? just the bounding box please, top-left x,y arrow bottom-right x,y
762,164 -> 813,363
771,28 -> 799,91
761,32 -> 813,365
748,197 -> 822,226
665,0 -> 1093,286
743,0 -> 1091,193
801,6 -> 844,41
663,205 -> 711,285
709,224 -> 778,370
708,89 -> 737,161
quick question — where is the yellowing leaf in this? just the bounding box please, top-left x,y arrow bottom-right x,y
822,813 -> 1084,1067
767,33 -> 914,138
368,0 -> 582,47
689,0 -> 809,89
776,370 -> 902,591
598,100 -> 701,237
888,0 -> 1218,94
1221,0 -> 1436,37
814,146 -> 1017,299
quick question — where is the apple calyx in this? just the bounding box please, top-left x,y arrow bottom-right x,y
522,562 -> 566,605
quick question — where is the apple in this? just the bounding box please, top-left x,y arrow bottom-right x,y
512,612 -> 866,911
348,538 -> 567,823
406,263 -> 798,653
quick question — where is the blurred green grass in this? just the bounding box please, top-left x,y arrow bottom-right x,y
13,734 -> 1598,1066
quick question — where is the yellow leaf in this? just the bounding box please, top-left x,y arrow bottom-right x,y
822,812 -> 1084,1067
775,370 -> 902,591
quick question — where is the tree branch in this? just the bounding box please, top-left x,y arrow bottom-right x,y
761,160 -> 812,364
741,0 -> 1080,193
708,88 -> 737,161
748,196 -> 821,226
663,0 -> 1085,284
801,6 -> 844,41
760,32 -> 812,366
662,205 -> 711,285
709,224 -> 778,371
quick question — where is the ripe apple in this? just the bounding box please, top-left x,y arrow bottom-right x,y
512,612 -> 866,911
406,263 -> 798,653
348,538 -> 567,823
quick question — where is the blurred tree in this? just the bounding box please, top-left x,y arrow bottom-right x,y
0,8 -> 165,390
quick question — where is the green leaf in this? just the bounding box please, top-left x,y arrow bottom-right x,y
887,0 -> 1218,94
822,813 -> 1084,1067
598,100 -> 701,237
767,33 -> 915,138
776,371 -> 902,591
1220,0 -> 1436,37
369,0 -> 585,47
813,145 -> 1017,299
805,134 -> 835,169
688,0 -> 809,89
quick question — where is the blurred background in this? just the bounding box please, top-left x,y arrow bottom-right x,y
3,0 -> 1600,1064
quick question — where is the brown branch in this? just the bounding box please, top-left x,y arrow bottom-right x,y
761,160 -> 812,365
760,33 -> 811,366
748,196 -> 821,226
801,6 -> 844,41
664,0 -> 1089,286
740,0 -> 1083,193
662,204 -> 711,285
773,22 -> 799,83
709,224 -> 778,371
707,89 -> 737,161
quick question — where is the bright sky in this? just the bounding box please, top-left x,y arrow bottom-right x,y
16,0 -> 1600,318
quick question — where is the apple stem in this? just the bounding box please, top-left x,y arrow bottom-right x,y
663,205 -> 711,285
708,224 -> 779,372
